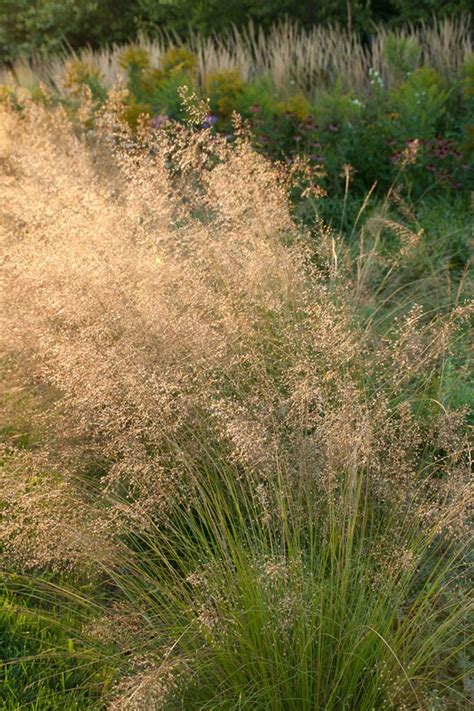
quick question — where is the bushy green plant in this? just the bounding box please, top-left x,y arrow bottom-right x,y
205,68 -> 245,122
118,44 -> 150,72
275,91 -> 312,121
139,67 -> 166,95
460,54 -> 474,166
233,74 -> 279,120
117,44 -> 198,125
462,53 -> 474,100
382,34 -> 421,81
388,67 -> 449,138
149,69 -> 196,118
63,58 -> 106,101
161,45 -> 197,76
311,85 -> 364,127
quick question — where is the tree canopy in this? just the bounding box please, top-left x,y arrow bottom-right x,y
0,0 -> 472,63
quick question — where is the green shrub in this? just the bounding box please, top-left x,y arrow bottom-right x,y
205,68 -> 245,121
63,59 -> 106,100
275,92 -> 312,121
118,44 -> 150,72
382,34 -> 421,81
388,67 -> 449,138
161,45 -> 197,76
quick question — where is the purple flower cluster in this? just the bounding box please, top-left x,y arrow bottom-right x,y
431,136 -> 461,160
202,114 -> 218,129
386,134 -> 466,189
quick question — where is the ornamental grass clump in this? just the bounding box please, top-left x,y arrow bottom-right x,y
2,17 -> 471,100
0,94 -> 472,708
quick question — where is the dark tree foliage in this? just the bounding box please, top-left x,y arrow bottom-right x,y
0,0 -> 472,63
0,0 -> 137,61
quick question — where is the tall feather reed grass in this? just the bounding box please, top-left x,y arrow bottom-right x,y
0,16 -> 472,99
0,92 -> 472,708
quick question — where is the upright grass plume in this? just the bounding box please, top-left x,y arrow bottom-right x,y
1,17 -> 471,97
0,92 -> 472,709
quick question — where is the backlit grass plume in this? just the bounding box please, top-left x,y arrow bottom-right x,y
0,95 -> 472,709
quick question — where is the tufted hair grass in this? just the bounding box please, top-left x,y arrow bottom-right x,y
0,93 -> 472,708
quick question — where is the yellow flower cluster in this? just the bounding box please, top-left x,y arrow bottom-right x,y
205,69 -> 244,118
